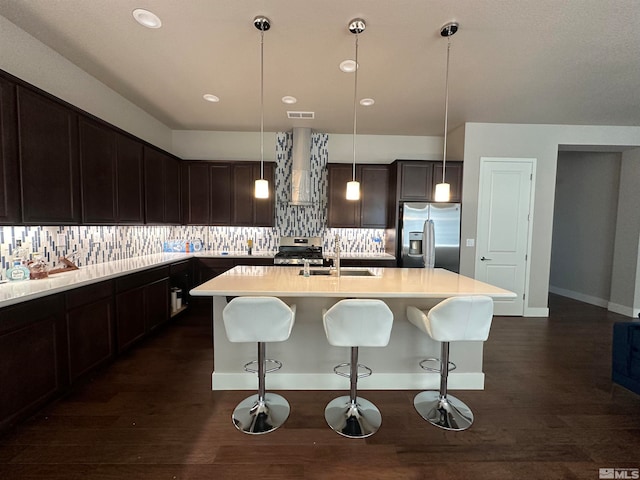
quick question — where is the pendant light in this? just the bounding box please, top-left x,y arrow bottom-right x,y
434,21 -> 459,203
345,18 -> 365,201
254,16 -> 270,199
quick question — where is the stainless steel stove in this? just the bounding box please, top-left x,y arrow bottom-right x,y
274,236 -> 324,266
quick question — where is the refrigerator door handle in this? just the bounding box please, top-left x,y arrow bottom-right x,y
423,219 -> 435,268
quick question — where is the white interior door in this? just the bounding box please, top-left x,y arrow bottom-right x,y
476,158 -> 534,315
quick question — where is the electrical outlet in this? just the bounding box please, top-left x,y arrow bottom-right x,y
57,234 -> 66,247
466,238 -> 475,247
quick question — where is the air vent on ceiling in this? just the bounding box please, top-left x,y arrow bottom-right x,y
287,111 -> 315,119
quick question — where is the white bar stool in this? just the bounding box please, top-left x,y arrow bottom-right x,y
322,299 -> 393,438
222,296 -> 296,435
406,296 -> 493,431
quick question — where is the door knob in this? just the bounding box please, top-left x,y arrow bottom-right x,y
480,256 -> 492,261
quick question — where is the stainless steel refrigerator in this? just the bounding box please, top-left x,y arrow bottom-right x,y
398,202 -> 461,272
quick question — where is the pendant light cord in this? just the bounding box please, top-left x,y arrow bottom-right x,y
260,27 -> 265,180
442,36 -> 451,184
352,34 -> 359,182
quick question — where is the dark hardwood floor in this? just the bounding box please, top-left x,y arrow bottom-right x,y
1,294 -> 639,479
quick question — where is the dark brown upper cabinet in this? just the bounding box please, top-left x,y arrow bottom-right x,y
327,164 -> 360,228
231,162 -> 275,227
433,162 -> 463,203
327,163 -> 388,228
252,163 -> 275,227
17,86 -> 81,225
0,75 -> 20,225
79,117 -> 117,224
80,119 -> 145,224
182,162 -> 211,225
144,146 -> 181,225
209,163 -> 232,225
359,165 -> 389,228
398,161 -> 433,201
397,160 -> 463,202
182,161 -> 274,227
115,133 -> 144,224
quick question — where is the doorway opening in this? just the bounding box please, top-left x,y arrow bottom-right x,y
549,148 -> 622,314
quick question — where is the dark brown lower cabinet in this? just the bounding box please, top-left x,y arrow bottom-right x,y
145,278 -> 170,332
115,267 -> 169,352
116,287 -> 145,352
0,295 -> 66,432
66,281 -> 114,383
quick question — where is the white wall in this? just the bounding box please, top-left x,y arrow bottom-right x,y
549,152 -> 621,307
609,149 -> 640,317
461,123 -> 640,316
173,130 -> 444,163
0,15 -> 173,152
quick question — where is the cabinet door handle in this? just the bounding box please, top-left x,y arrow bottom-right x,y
480,256 -> 492,261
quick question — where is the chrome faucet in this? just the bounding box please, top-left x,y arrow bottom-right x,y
333,234 -> 341,276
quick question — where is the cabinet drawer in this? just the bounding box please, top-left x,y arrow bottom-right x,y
170,260 -> 191,276
116,266 -> 169,293
66,280 -> 113,310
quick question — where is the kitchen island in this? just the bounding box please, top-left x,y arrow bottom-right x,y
190,266 -> 516,391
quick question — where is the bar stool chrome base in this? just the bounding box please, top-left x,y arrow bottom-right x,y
232,393 -> 290,435
324,395 -> 382,438
414,390 -> 474,431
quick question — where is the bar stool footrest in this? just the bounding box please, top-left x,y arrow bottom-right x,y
243,358 -> 283,374
418,357 -> 457,373
333,362 -> 372,379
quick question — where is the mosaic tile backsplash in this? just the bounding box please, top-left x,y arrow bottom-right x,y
1,132 -> 387,278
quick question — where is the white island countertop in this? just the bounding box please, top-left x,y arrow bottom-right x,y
190,265 -> 515,299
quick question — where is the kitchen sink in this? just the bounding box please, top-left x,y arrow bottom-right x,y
298,268 -> 376,277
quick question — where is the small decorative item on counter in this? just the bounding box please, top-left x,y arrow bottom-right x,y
27,253 -> 49,279
49,255 -> 80,275
163,239 -> 201,253
6,260 -> 30,281
191,238 -> 202,252
247,239 -> 253,255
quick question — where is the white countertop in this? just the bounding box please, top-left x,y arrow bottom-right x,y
190,265 -> 516,299
0,253 -> 191,308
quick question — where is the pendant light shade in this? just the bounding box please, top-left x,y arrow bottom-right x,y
346,180 -> 360,200
254,16 -> 270,199
434,182 -> 451,202
346,18 -> 365,201
255,178 -> 269,198
435,21 -> 459,203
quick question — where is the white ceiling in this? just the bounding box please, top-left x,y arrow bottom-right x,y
1,0 -> 639,136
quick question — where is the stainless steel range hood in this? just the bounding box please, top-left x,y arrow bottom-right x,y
289,127 -> 313,206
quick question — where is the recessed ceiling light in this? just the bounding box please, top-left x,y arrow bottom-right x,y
360,98 -> 375,106
132,8 -> 162,29
281,96 -> 297,105
203,94 -> 220,103
339,60 -> 358,73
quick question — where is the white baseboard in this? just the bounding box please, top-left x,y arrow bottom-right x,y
549,286 -> 638,318
607,302 -> 639,318
524,307 -> 549,317
549,285 -> 609,308
211,372 -> 485,391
